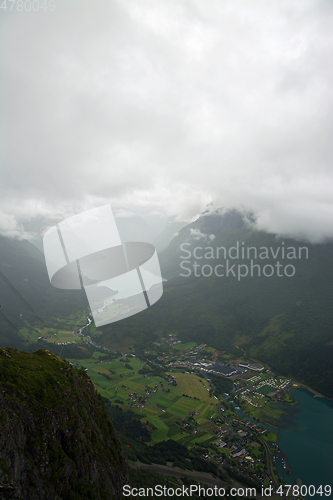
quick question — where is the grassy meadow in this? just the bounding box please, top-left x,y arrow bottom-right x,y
61,352 -> 220,445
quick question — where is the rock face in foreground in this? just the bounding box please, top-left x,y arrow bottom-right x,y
0,348 -> 128,500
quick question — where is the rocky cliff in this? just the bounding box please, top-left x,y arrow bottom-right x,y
0,348 -> 128,500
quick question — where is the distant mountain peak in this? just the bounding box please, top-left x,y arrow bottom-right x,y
199,207 -> 256,231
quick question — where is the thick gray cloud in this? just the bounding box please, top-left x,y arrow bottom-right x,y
1,0 -> 333,242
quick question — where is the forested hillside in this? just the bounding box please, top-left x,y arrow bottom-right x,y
0,235 -> 87,350
99,210 -> 333,398
1,209 -> 332,398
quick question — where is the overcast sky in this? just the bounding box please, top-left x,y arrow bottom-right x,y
1,0 -> 333,243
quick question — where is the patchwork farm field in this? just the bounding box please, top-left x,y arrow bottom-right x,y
64,353 -> 219,444
19,326 -> 89,345
16,313 -> 286,484
167,397 -> 215,418
167,372 -> 216,404
176,431 -> 218,448
46,331 -> 82,343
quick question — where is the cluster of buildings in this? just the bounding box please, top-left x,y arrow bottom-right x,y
239,363 -> 264,372
233,417 -> 266,434
37,336 -> 77,346
238,388 -> 265,407
230,445 -> 247,458
154,338 -> 208,363
125,383 -> 161,408
190,361 -> 241,377
215,439 -> 227,448
259,377 -> 291,391
126,392 -> 145,408
236,375 -> 292,407
154,335 -> 182,347
168,375 -> 177,386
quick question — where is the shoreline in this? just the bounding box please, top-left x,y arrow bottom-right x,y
292,384 -> 331,401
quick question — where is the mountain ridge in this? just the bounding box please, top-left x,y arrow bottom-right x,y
99,209 -> 333,398
0,209 -> 332,398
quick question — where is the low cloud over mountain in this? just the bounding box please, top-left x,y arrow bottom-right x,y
1,0 -> 333,243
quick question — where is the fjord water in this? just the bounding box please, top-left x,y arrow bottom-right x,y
276,389 -> 333,493
233,389 -> 333,496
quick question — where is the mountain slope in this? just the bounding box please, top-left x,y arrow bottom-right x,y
0,235 -> 87,349
1,211 -> 332,399
0,234 -> 87,317
0,348 -> 128,499
99,209 -> 333,398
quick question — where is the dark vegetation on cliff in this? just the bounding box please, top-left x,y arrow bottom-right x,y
0,348 -> 128,500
